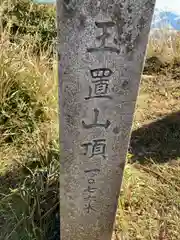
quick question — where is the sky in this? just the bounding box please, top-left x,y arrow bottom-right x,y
156,0 -> 180,13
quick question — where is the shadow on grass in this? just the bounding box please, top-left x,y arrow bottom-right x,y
130,111 -> 180,164
0,144 -> 59,240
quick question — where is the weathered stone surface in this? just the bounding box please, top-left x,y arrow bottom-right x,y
57,1 -> 155,239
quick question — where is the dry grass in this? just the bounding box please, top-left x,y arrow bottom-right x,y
0,28 -> 59,239
147,29 -> 180,63
115,163 -> 180,240
114,39 -> 180,239
0,36 -> 58,166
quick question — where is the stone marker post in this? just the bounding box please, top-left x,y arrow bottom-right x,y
57,1 -> 156,239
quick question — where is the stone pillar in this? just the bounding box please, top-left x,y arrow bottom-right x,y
57,1 -> 155,239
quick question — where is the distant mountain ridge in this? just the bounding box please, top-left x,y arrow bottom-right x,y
152,9 -> 180,30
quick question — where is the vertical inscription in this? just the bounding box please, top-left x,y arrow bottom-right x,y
82,19 -> 118,213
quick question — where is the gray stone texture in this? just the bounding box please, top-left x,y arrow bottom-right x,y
57,1 -> 155,239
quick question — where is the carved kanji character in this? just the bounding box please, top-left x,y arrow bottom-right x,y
85,68 -> 113,100
82,108 -> 111,129
81,139 -> 107,159
87,21 -> 120,53
84,200 -> 96,213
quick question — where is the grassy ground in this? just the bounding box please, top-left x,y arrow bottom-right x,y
115,65 -> 180,239
0,1 -> 180,239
